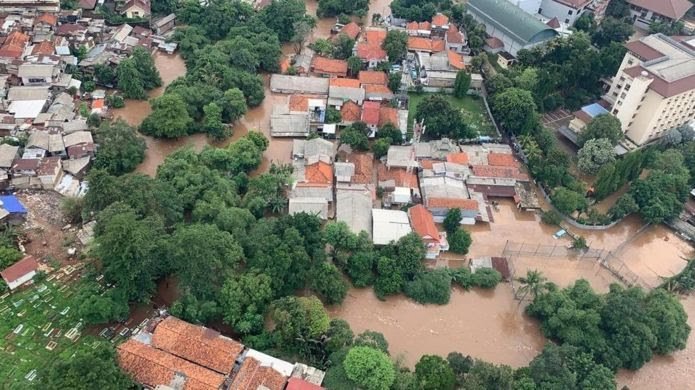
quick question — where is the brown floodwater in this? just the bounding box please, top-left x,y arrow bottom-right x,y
305,0 -> 336,42
329,286 -> 546,368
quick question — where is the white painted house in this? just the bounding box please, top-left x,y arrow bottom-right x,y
1,255 -> 39,290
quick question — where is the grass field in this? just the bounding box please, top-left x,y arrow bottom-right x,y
407,92 -> 498,137
0,269 -> 108,389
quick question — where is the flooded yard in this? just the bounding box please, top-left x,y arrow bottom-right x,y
329,286 -> 545,368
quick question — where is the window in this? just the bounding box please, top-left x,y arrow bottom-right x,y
624,84 -> 631,91
620,92 -> 627,99
565,18 -> 570,23
617,100 -> 623,106
613,109 -> 619,115
538,8 -> 542,13
568,10 -> 573,15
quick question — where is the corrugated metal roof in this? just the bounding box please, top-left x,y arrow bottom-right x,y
468,0 -> 558,45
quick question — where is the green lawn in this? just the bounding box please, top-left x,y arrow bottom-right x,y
407,93 -> 497,137
0,272 -> 108,389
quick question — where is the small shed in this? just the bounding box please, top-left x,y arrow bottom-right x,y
1,255 -> 39,290
0,195 -> 27,224
372,209 -> 412,245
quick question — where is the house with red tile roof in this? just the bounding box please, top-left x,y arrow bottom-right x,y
446,25 -> 467,52
378,106 -> 398,129
361,101 -> 380,131
406,21 -> 431,37
364,84 -> 393,101
336,21 -> 360,40
407,37 -> 446,53
31,41 -> 55,56
287,377 -> 325,390
1,255 -> 38,290
358,70 -> 388,86
229,357 -> 288,390
340,100 -> 361,124
0,31 -> 29,59
311,57 -> 348,78
408,204 -> 448,258
356,29 -> 388,68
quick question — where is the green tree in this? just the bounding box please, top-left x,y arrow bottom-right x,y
463,360 -> 514,390
94,64 -> 117,86
35,345 -> 132,390
326,106 -> 342,124
377,123 -> 403,144
140,94 -> 193,138
116,58 -> 146,99
609,193 -> 638,219
334,34 -> 356,59
221,272 -> 273,334
491,88 -> 539,135
388,72 -> 402,92
527,344 -> 615,389
348,56 -> 363,76
310,262 -> 349,305
515,270 -> 548,301
259,0 -> 310,42
354,330 -> 389,353
443,208 -> 461,235
577,138 -> 616,175
471,268 -> 502,288
591,16 -> 634,48
203,102 -> 229,140
448,228 -> 472,254
170,224 -> 243,302
222,87 -> 248,123
326,318 -> 354,354
0,245 -> 22,269
340,123 -> 370,150
343,346 -> 395,390
93,206 -> 167,302
382,30 -> 408,62
93,119 -> 146,175
578,114 -> 623,146
415,355 -> 456,390
415,95 -> 468,139
346,250 -> 376,287
311,38 -> 335,57
131,46 -> 162,90
271,296 -> 331,349
372,138 -> 390,158
551,187 -> 588,215
374,256 -> 405,298
76,286 -> 129,324
404,269 -> 452,304
453,71 -> 471,98
645,288 -> 690,354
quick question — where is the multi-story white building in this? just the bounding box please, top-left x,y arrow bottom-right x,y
539,0 -> 593,25
604,34 -> 695,146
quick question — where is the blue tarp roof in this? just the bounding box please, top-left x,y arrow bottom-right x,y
0,195 -> 27,214
582,103 -> 609,118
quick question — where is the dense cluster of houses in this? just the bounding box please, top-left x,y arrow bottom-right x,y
0,6 -> 177,194
118,315 -> 326,390
286,137 -> 539,259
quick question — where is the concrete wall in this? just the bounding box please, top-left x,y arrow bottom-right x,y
7,271 -> 35,290
540,0 -> 586,25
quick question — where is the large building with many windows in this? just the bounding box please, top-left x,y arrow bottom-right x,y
604,34 -> 695,146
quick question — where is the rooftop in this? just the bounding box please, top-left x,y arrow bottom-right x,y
229,357 -> 287,390
302,161 -> 333,186
340,100 -> 362,122
346,153 -> 374,185
312,56 -> 348,75
358,70 -> 388,85
468,0 -> 558,45
151,316 -> 244,374
1,255 -> 37,284
338,22 -> 360,40
408,204 -> 440,242
361,101 -> 381,125
372,209 -> 412,245
336,188 -> 373,236
626,0 -> 692,20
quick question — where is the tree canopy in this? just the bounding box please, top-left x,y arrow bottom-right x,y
415,95 -> 469,140
579,115 -> 623,147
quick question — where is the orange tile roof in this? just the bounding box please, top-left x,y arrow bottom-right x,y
229,357 -> 287,390
377,164 -> 418,188
470,165 -> 529,180
330,78 -> 361,88
118,339 -> 226,390
409,204 -> 439,242
446,152 -> 469,165
286,377 -> 325,390
0,31 -> 29,59
420,159 -> 435,169
419,21 -> 431,30
303,161 -> 333,186
446,25 -> 465,44
36,13 -> 58,26
408,36 -> 432,52
347,152 -> 374,184
289,95 -> 309,112
358,70 -> 387,86
447,50 -> 465,70
31,41 -> 54,55
361,101 -> 381,125
364,84 -> 392,95
406,21 -> 431,31
340,100 -> 361,122
365,29 -> 387,43
152,316 -> 244,374
432,39 -> 445,53
432,13 -> 449,26
339,22 -> 361,40
356,42 -> 387,60
92,99 -> 104,109
378,106 -> 398,128
427,197 -> 479,210
406,21 -> 418,30
487,152 -> 519,167
312,56 -> 348,76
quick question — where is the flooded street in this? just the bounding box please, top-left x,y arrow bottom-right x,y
329,286 -> 545,368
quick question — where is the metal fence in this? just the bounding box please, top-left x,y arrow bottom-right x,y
502,241 -> 606,260
599,251 -> 654,289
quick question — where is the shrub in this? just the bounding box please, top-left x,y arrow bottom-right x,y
471,268 -> 501,289
404,269 -> 452,305
448,228 -> 472,254
540,210 -> 562,226
449,267 -> 473,289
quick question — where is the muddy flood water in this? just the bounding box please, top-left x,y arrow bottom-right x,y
114,7 -> 695,387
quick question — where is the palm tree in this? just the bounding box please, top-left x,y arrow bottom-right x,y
515,270 -> 548,304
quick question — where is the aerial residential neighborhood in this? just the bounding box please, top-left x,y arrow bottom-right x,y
0,0 -> 695,388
